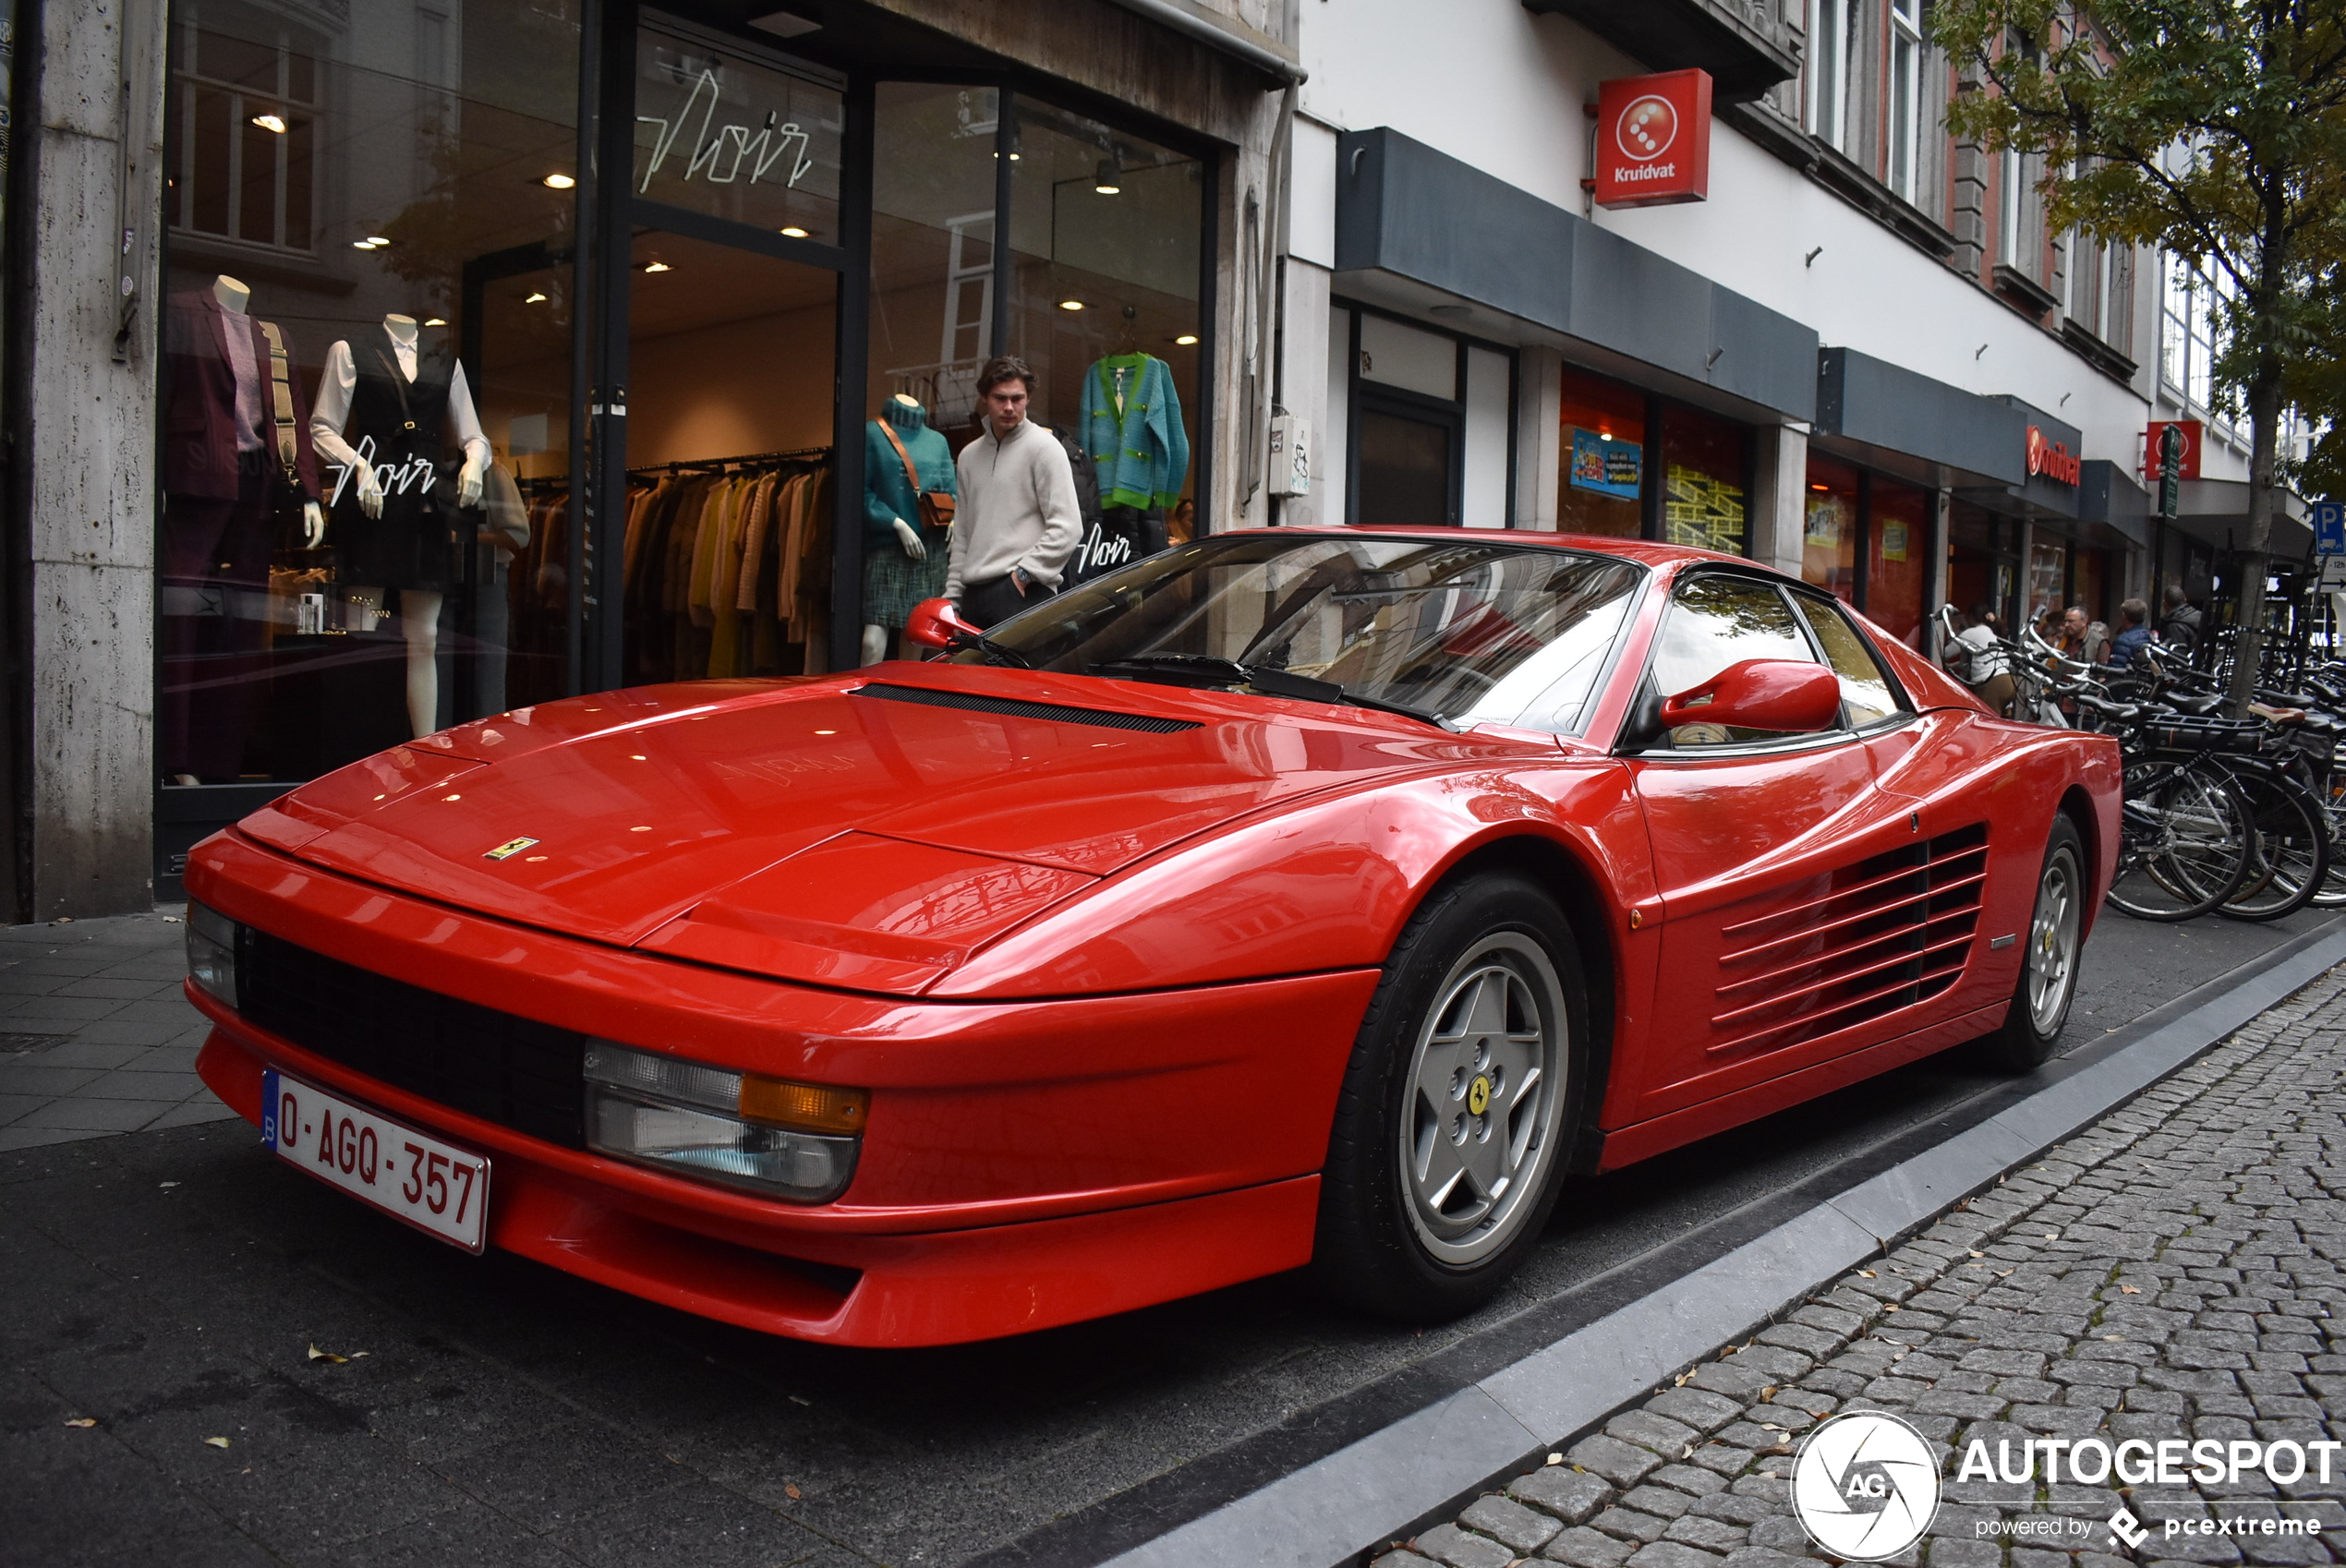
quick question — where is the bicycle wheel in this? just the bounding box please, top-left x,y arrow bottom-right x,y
2219,767 -> 2329,922
2106,763 -> 2253,921
2311,778 -> 2346,908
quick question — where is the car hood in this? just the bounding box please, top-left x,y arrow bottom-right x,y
238,667 -> 1539,984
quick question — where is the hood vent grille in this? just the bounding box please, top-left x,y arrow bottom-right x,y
1707,823 -> 1989,1058
853,682 -> 1201,734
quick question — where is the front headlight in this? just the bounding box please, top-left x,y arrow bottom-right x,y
187,901 -> 239,1008
583,1040 -> 865,1203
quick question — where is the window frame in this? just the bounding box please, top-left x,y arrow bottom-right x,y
1618,567 -> 1869,760
170,11 -> 322,258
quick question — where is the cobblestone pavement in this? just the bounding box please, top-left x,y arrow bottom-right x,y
1381,964 -> 2346,1568
0,910 -> 228,1153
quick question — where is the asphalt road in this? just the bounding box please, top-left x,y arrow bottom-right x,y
4,906 -> 2338,1568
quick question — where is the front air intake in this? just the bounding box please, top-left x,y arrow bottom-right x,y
1707,824 -> 1989,1058
853,682 -> 1201,734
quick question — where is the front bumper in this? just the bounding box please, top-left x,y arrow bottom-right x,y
190,831 -> 1374,1345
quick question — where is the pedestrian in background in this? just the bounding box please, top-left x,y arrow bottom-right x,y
2108,597 -> 2154,667
2159,584 -> 2203,658
1951,603 -> 2015,716
2065,604 -> 2109,664
946,356 -> 1082,630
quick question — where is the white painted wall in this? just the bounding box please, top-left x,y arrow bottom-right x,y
1292,0 -> 2154,470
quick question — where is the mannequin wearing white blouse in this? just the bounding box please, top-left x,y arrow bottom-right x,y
309,313 -> 491,739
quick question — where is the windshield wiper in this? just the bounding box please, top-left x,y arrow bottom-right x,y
945,628 -> 1034,669
1092,653 -> 1453,730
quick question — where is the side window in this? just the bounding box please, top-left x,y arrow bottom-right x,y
1647,576 -> 1820,749
1793,595 -> 1906,729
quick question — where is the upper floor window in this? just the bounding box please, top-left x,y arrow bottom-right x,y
1889,0 -> 1925,201
1808,0 -> 1858,152
172,12 -> 320,254
2161,253 -> 2225,420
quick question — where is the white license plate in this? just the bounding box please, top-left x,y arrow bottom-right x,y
262,1067 -> 491,1253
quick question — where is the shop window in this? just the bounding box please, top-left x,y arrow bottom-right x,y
1803,456 -> 1860,604
2027,538 -> 2068,632
1661,406 -> 1748,556
159,0 -> 580,790
1945,502 -> 2014,636
860,84 -> 1001,662
1868,479 -> 1928,646
1356,397 -> 1460,528
2075,548 -> 2109,625
1558,368 -> 1644,538
1007,100 -> 1202,565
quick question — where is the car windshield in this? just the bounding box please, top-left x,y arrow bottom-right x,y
961,534 -> 1647,732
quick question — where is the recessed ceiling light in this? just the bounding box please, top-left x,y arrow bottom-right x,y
365,235 -> 391,247
352,239 -> 380,250
525,291 -> 549,304
1174,333 -> 1199,345
250,114 -> 286,134
1058,298 -> 1085,311
424,317 -> 446,327
1810,482 -> 1831,491
779,225 -> 810,238
643,260 -> 671,273
542,173 -> 575,190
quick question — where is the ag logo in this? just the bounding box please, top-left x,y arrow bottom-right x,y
1791,1411 -> 1941,1560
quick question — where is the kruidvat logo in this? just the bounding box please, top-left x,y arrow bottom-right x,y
1615,95 -> 1679,163
1792,1413 -> 1942,1560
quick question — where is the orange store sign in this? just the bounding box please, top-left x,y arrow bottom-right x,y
2026,425 -> 2081,486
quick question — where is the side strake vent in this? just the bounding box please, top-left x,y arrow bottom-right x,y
853,682 -> 1201,734
1709,824 -> 1989,1058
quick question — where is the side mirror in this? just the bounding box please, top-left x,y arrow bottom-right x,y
904,597 -> 978,651
1659,658 -> 1843,734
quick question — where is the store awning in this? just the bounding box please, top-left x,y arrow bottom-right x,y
1812,347 -> 2022,488
1334,127 -> 1818,421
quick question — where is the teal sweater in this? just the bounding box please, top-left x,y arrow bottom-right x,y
1080,354 -> 1190,512
863,404 -> 956,546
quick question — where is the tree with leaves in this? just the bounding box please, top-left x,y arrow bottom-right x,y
1932,0 -> 2346,709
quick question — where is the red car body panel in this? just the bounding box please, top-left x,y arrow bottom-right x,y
188,528 -> 2121,1345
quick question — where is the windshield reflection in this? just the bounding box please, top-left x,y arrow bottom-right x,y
962,535 -> 1646,732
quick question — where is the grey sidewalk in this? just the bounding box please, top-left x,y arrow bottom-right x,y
0,908 -> 233,1153
1382,963 -> 2346,1568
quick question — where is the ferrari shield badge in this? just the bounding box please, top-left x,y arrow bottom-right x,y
1468,1075 -> 1493,1116
484,837 -> 539,862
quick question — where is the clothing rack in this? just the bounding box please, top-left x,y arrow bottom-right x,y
627,445 -> 832,477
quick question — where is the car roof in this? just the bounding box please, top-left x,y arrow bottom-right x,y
1215,524 -> 1769,577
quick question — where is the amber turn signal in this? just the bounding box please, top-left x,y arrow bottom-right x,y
740,1076 -> 869,1134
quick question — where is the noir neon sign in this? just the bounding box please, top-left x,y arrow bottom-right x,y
636,66 -> 816,194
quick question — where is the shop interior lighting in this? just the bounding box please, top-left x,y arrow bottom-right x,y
779,225 -> 810,238
643,260 -> 672,273
1174,333 -> 1199,345
250,114 -> 287,134
1094,159 -> 1122,195
1058,298 -> 1085,311
1811,482 -> 1831,491
542,173 -> 576,190
352,238 -> 384,250
423,317 -> 446,327
525,291 -> 549,304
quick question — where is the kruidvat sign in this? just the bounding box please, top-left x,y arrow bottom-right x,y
1594,69 -> 1712,209
2026,425 -> 2082,486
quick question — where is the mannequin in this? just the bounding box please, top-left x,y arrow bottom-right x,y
158,274 -> 328,782
310,313 -> 490,738
859,392 -> 955,666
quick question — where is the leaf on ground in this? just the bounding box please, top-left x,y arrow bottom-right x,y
1857,1270 -> 1877,1278
1545,1453 -> 1563,1465
158,1182 -> 179,1189
63,1417 -> 97,1429
1968,1251 -> 1985,1259
306,1345 -> 348,1365
2043,1233 -> 2060,1241
202,1436 -> 230,1449
1883,1303 -> 1901,1312
1760,1386 -> 1777,1400
2120,1285 -> 2142,1294
784,1483 -> 803,1501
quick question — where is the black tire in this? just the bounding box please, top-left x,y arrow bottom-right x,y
1978,815 -> 2086,1074
2218,768 -> 2329,922
1312,873 -> 1587,1321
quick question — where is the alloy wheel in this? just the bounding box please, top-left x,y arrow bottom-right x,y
2027,847 -> 2081,1034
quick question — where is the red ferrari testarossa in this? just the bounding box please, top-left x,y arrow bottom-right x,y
187,529 -> 2120,1346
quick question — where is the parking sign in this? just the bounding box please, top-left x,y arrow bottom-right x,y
2316,501 -> 2346,557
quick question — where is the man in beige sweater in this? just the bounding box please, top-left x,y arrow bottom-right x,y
946,356 -> 1083,629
